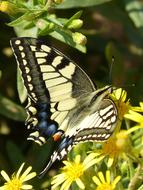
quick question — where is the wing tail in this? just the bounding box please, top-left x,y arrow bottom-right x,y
39,136 -> 74,177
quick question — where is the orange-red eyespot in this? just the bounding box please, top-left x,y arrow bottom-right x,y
53,133 -> 62,141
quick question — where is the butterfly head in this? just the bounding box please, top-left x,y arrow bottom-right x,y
89,85 -> 113,107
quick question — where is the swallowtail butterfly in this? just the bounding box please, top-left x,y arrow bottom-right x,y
10,37 -> 118,177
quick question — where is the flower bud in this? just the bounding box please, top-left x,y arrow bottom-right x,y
0,1 -> 19,15
72,32 -> 87,45
68,19 -> 83,29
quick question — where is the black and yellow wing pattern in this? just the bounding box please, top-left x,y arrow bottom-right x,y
10,37 -> 118,176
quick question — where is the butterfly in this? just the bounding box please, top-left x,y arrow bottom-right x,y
10,37 -> 118,177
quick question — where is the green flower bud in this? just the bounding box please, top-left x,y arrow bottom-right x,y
72,32 -> 87,45
68,19 -> 83,29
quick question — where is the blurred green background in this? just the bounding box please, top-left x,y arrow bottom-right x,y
0,0 -> 143,189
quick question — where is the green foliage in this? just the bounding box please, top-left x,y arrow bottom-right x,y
1,0 -> 143,189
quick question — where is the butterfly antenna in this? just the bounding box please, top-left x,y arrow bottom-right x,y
109,56 -> 115,84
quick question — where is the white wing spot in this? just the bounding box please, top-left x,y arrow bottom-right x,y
30,45 -> 37,51
52,56 -> 63,67
23,59 -> 27,65
37,58 -> 46,64
15,40 -> 21,45
28,84 -> 33,91
21,52 -> 25,58
31,92 -> 36,98
25,67 -> 30,73
19,46 -> 24,51
35,52 -> 47,57
28,106 -> 37,114
105,134 -> 110,139
60,62 -> 75,78
111,115 -> 116,123
27,75 -> 32,82
29,131 -> 39,138
39,137 -> 46,144
41,45 -> 51,53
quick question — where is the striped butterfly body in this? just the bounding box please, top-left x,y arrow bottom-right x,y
10,37 -> 118,177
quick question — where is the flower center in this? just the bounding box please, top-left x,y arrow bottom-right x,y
103,138 -> 120,157
66,163 -> 84,181
4,177 -> 22,190
96,183 -> 114,190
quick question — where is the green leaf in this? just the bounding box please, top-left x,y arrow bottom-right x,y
6,141 -> 25,169
17,67 -> 27,103
124,0 -> 143,28
49,30 -> 86,53
8,10 -> 44,27
7,12 -> 30,27
0,93 -> 26,121
56,0 -> 111,8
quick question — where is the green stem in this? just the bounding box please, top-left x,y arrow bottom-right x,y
128,164 -> 143,190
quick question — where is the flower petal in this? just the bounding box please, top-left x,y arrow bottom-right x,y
20,166 -> 32,180
92,176 -> 101,185
75,155 -> 81,164
125,110 -> 143,123
76,178 -> 85,189
51,173 -> 66,186
1,170 -> 10,182
98,172 -> 105,183
62,161 -> 72,168
106,170 -> 110,184
61,179 -> 72,190
22,172 -> 36,182
107,157 -> 114,168
16,163 -> 25,178
21,184 -> 33,189
85,155 -> 105,170
112,176 -> 121,188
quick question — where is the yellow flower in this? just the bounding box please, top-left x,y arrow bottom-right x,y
51,154 -> 98,190
111,88 -> 142,121
0,1 -> 19,15
110,88 -> 131,121
0,163 -> 36,190
90,130 -> 131,167
92,170 -> 121,190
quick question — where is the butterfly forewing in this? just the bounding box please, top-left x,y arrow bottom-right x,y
10,37 -> 95,145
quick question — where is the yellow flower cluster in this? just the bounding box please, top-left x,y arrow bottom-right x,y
51,88 -> 143,190
0,163 -> 36,190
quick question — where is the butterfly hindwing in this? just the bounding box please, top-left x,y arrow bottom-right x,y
39,94 -> 118,177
